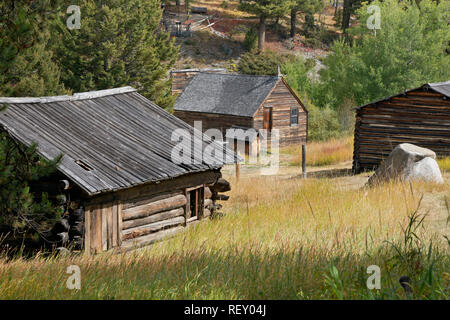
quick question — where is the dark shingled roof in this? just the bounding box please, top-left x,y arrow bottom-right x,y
356,81 -> 450,110
174,73 -> 280,117
0,87 -> 236,196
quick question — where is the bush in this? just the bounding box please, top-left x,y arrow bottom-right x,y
243,27 -> 258,51
308,104 -> 342,141
238,50 -> 290,75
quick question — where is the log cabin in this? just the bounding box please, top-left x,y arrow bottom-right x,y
0,87 -> 235,254
172,70 -> 308,155
353,81 -> 450,173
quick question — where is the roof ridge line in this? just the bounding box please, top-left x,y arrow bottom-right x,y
0,86 -> 136,104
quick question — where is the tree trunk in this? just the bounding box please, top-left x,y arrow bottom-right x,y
258,15 -> 266,50
342,0 -> 351,31
290,9 -> 297,38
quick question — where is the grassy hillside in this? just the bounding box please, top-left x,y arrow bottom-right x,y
1,162 -> 448,299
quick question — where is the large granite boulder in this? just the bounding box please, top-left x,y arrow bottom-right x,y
368,143 -> 444,185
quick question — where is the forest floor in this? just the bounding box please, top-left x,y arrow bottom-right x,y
168,0 -> 338,70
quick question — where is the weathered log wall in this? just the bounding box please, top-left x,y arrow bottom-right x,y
83,170 -> 222,254
353,89 -> 450,173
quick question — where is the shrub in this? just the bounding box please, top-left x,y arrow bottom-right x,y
238,50 -> 290,75
308,104 -> 342,141
243,27 -> 258,51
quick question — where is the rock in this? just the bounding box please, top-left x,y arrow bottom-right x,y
368,143 -> 443,185
407,157 -> 444,183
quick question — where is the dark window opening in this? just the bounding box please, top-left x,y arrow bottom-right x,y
186,187 -> 204,219
290,107 -> 298,126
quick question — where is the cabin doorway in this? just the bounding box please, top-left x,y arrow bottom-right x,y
263,107 -> 273,131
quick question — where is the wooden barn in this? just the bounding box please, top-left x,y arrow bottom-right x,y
0,87 -> 235,254
353,81 -> 450,173
172,70 -> 308,154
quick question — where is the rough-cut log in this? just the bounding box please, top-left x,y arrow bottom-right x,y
204,187 -> 212,199
122,194 -> 186,221
210,178 -> 231,193
213,194 -> 229,201
204,198 -> 213,209
122,216 -> 185,241
121,226 -> 185,250
122,207 -> 184,230
122,191 -> 182,210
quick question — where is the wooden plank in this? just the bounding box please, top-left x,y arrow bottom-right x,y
122,216 -> 185,241
107,204 -> 113,250
117,201 -> 123,247
122,194 -> 187,220
102,206 -> 107,251
122,207 -> 185,230
121,226 -> 185,251
84,207 -> 91,255
112,202 -> 118,248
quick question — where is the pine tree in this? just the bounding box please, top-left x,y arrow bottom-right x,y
0,114 -> 62,248
0,1 -> 67,97
239,0 -> 294,50
289,0 -> 323,38
51,0 -> 179,110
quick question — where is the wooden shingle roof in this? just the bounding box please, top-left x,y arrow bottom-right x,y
174,73 -> 280,117
0,87 -> 235,196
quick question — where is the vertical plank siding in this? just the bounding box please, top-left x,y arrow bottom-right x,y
353,89 -> 450,173
253,80 -> 308,146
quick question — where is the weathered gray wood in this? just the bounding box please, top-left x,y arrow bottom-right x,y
121,226 -> 185,250
122,194 -> 187,221
302,144 -> 307,178
122,216 -> 185,241
122,207 -> 184,230
204,187 -> 212,199
204,198 -> 213,208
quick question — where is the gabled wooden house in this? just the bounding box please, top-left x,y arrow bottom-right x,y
353,81 -> 450,173
0,87 -> 235,254
172,71 -> 308,153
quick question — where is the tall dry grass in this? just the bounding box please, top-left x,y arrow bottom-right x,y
0,174 -> 448,299
282,136 -> 354,167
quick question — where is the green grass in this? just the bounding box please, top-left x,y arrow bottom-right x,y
438,158 -> 450,172
0,175 -> 448,299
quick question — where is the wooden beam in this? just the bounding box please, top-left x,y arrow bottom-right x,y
302,144 -> 307,178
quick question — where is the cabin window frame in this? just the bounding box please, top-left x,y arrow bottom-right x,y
185,185 -> 204,222
290,106 -> 298,126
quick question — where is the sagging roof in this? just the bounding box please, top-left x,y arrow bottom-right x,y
356,81 -> 450,110
174,73 -> 280,117
0,87 -> 237,196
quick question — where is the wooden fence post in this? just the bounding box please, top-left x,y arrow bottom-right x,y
302,144 -> 307,179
